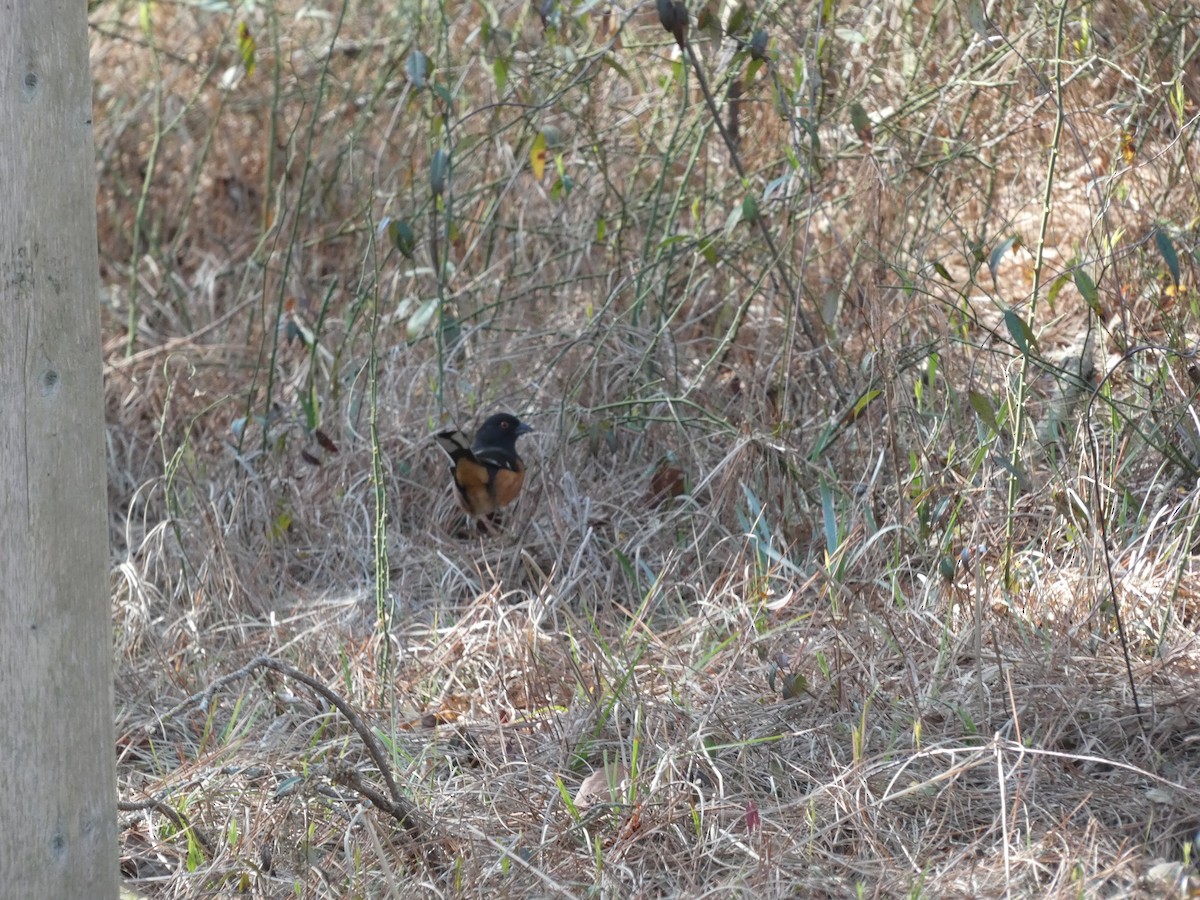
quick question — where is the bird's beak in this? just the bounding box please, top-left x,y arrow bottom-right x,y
516,422 -> 534,436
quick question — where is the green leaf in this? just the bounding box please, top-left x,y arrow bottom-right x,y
968,390 -> 1000,435
478,0 -> 500,30
1156,228 -> 1180,287
185,828 -> 204,871
1073,268 -> 1098,311
968,237 -> 986,265
749,27 -> 769,60
406,50 -> 429,88
299,386 -> 317,430
724,204 -> 743,236
697,0 -> 721,39
739,484 -> 764,537
612,546 -> 636,582
726,2 -> 750,37
1046,272 -> 1070,311
988,236 -> 1017,287
602,54 -> 631,80
849,102 -> 872,143
551,173 -> 574,199
819,476 -> 838,555
1002,308 -> 1038,356
440,312 -> 462,349
492,56 -> 509,93
796,115 -> 820,154
430,148 -> 450,198
931,261 -> 953,282
966,0 -> 991,36
781,670 -> 806,699
741,194 -> 759,223
763,174 -> 789,202
237,22 -> 256,77
387,218 -> 416,259
530,131 -> 547,180
939,556 -> 957,582
554,775 -> 581,821
992,453 -> 1030,493
852,388 -> 881,418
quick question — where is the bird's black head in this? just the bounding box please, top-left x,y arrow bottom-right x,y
473,413 -> 532,452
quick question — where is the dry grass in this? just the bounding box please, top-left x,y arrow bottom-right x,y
94,0 -> 1200,896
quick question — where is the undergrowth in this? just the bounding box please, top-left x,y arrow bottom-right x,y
95,0 -> 1200,896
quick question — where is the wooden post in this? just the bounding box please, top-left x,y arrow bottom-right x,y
0,2 -> 118,896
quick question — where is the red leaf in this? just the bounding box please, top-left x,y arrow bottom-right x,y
744,799 -> 761,832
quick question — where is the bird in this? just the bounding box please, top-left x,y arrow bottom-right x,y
435,413 -> 533,529
656,0 -> 688,50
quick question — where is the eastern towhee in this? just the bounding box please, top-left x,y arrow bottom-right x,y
436,413 -> 532,528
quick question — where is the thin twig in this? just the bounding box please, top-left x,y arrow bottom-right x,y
158,654 -> 446,871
